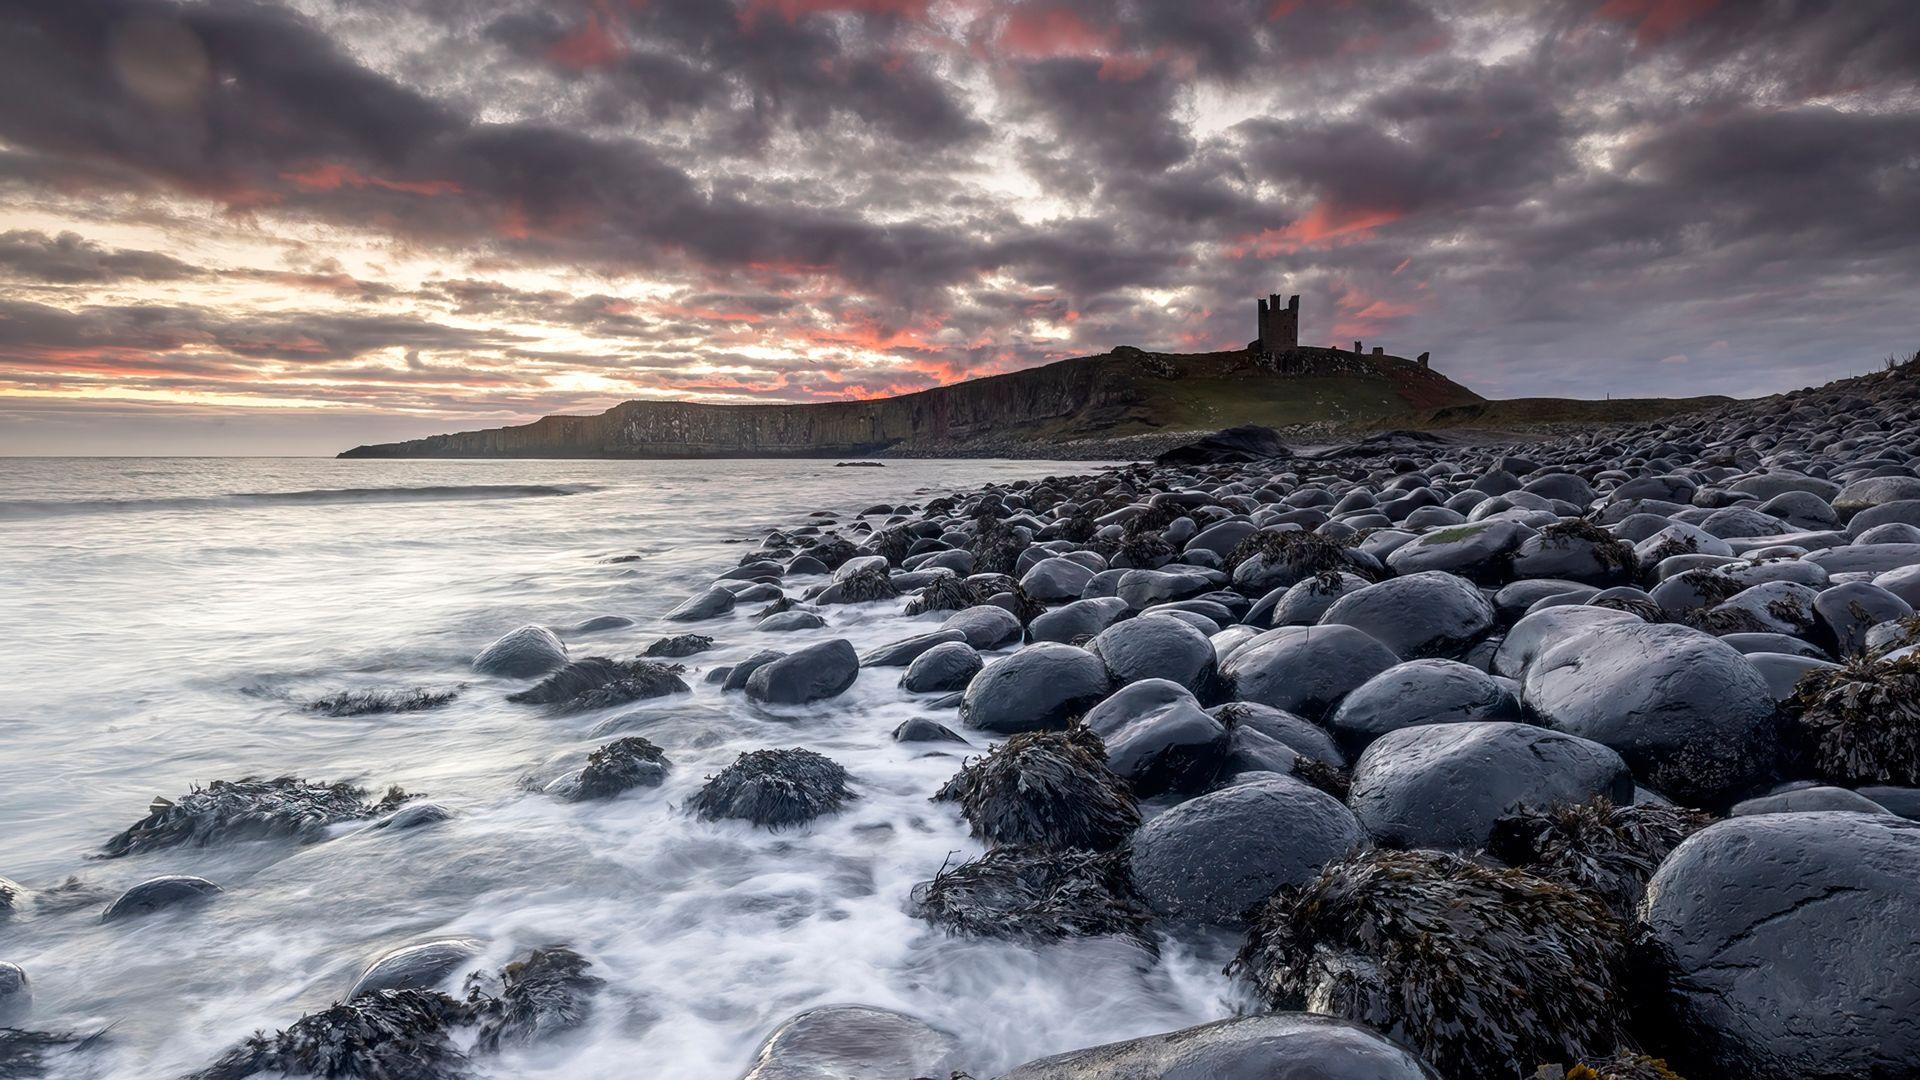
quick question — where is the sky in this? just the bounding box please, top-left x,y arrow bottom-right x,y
2,0 -> 1916,454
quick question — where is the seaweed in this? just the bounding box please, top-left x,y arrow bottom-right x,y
566,738 -> 671,801
644,634 -> 713,658
187,989 -> 475,1080
1544,1054 -> 1688,1080
932,727 -> 1139,851
464,947 -> 602,1053
1289,757 -> 1352,802
1,1028 -> 94,1078
904,575 -> 977,616
1057,509 -> 1098,543
871,526 -> 916,567
1787,654 -> 1920,785
1230,848 -> 1630,1080
506,658 -> 687,713
801,537 -> 859,570
1224,528 -> 1369,579
828,566 -> 901,603
968,519 -> 1027,577
102,778 -> 414,857
305,688 -> 460,717
909,846 -> 1152,945
688,748 -> 856,828
1487,798 -> 1711,917
1537,518 -> 1636,576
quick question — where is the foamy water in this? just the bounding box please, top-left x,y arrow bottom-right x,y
0,457 -> 1235,1078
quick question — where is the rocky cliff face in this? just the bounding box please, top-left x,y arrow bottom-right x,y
339,346 -> 1482,459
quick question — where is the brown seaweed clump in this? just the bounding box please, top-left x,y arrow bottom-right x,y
188,989 -> 475,1080
1543,1054 -> 1688,1080
1231,849 -> 1630,1080
464,946 -> 604,1052
102,777 -> 414,857
909,846 -> 1152,945
904,575 -> 976,616
933,727 -> 1139,851
1488,798 -> 1711,917
565,737 -> 671,802
1225,528 -> 1371,581
507,658 -> 688,713
689,748 -> 856,828
827,566 -> 901,604
1787,654 -> 1920,785
305,687 -> 460,717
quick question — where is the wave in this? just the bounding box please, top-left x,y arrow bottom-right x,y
0,483 -> 597,520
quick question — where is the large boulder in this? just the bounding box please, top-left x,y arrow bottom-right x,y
859,629 -> 967,667
1348,721 -> 1633,850
1383,520 -> 1532,583
348,938 -> 485,999
1020,557 -> 1096,602
101,875 -> 223,922
471,625 -> 568,678
960,643 -> 1112,734
1087,614 -> 1217,694
1220,625 -> 1400,720
1523,621 -> 1778,806
740,1004 -> 962,1080
1327,659 -> 1520,756
1082,680 -> 1229,797
1129,774 -> 1364,926
1642,812 -> 1920,1078
1028,596 -> 1131,644
940,605 -> 1024,649
665,586 -> 737,622
995,1013 -> 1439,1080
1491,606 -> 1640,679
1318,571 -> 1495,659
900,641 -> 982,693
744,640 -> 861,705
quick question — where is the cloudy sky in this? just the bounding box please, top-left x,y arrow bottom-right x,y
2,0 -> 1915,453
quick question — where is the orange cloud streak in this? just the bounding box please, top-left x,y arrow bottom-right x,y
1226,202 -> 1403,258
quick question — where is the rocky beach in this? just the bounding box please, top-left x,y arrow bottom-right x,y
6,357 -> 1920,1078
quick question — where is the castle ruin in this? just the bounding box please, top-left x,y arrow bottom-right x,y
1255,293 -> 1431,369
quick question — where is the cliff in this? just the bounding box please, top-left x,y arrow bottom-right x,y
338,345 -> 1484,459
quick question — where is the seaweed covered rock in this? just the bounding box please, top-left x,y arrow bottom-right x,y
689,748 -> 856,828
471,624 -> 568,678
305,687 -> 461,717
102,777 -> 413,856
1641,812 -> 1920,1078
744,639 -> 860,705
186,988 -> 475,1079
644,633 -> 713,658
1786,654 -> 1920,786
1486,798 -> 1709,917
1130,774 -> 1364,927
959,642 -> 1111,734
1349,722 -> 1632,852
908,846 -> 1150,944
932,727 -> 1138,850
463,946 -> 603,1052
997,1012 -> 1441,1080
1510,519 -> 1636,586
1232,849 -> 1629,1080
740,1005 -> 963,1080
546,737 -> 671,802
507,657 -> 688,713
816,565 -> 900,605
1523,621 -> 1777,807
1230,530 -> 1378,594
1535,1054 -> 1686,1080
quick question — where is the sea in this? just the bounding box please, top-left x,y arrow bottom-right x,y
0,458 -> 1235,1078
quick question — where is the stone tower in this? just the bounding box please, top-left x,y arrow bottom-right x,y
1256,293 -> 1299,356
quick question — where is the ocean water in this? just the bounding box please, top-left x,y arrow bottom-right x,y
0,458 -> 1234,1078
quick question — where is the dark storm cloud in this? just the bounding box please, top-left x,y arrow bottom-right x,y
0,230 -> 203,283
2,0 -> 1918,440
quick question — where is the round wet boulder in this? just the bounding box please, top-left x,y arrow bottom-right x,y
1642,812 -> 1920,1077
745,639 -> 860,705
1384,520 -> 1531,583
102,875 -> 223,922
1221,625 -> 1400,720
1327,659 -> 1521,757
996,1013 -> 1439,1080
1348,721 -> 1633,850
960,643 -> 1111,734
939,605 -> 1023,650
1082,680 -> 1229,798
1523,621 -> 1779,806
1129,774 -> 1365,926
1319,571 -> 1496,659
349,937 -> 485,998
741,1004 -> 963,1080
1028,596 -> 1131,644
1019,557 -> 1096,602
899,641 -> 981,693
664,586 -> 737,622
1087,614 -> 1217,694
471,625 -> 568,678
0,962 -> 27,1025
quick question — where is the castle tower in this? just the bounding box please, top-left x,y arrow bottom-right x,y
1256,293 -> 1299,357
